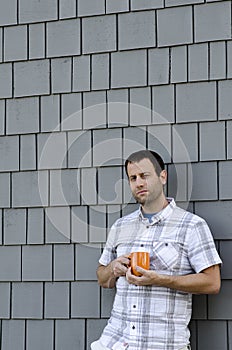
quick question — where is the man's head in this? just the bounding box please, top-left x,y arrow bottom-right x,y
125,150 -> 165,178
125,150 -> 167,211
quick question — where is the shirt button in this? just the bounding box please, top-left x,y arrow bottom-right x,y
133,305 -> 136,308
132,325 -> 135,330
146,226 -> 149,229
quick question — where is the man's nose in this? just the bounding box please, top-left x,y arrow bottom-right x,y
136,177 -> 145,187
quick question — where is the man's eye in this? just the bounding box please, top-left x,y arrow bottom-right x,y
130,177 -> 136,182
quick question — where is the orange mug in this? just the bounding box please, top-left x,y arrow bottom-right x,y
129,251 -> 150,276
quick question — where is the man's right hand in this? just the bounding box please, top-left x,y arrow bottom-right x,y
97,255 -> 130,288
110,255 -> 130,278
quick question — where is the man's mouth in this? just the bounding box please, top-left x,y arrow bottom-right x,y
136,190 -> 148,195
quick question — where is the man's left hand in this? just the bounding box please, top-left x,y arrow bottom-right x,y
126,266 -> 159,286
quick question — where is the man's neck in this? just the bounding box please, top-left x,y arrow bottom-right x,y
142,197 -> 169,214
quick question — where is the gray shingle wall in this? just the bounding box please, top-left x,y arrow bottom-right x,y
0,0 -> 231,349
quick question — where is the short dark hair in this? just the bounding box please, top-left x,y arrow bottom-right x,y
125,150 -> 165,177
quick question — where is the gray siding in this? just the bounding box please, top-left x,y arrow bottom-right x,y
0,0 -> 231,349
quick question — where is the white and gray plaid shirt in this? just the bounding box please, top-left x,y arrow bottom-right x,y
99,198 -> 222,350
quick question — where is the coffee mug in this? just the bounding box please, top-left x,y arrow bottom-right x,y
129,251 -> 150,276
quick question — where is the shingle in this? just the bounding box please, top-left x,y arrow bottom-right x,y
59,0 -> 76,19
106,0 -> 129,13
51,58 -> 72,93
75,244 -> 101,280
6,97 -> 39,135
194,2 -> 231,42
172,123 -> 198,163
55,320 -> 85,350
50,169 -> 81,206
93,128 -> 122,166
0,63 -> 12,99
68,130 -> 92,168
157,6 -> 193,46
188,43 -> 208,81
0,283 -> 10,318
107,89 -> 129,127
148,48 -> 169,85
111,50 -> 147,88
118,11 -> 156,50
83,91 -> 106,129
89,205 -> 107,242
27,208 -> 44,244
37,132 -> 67,170
98,167 -> 122,205
188,162 -> 218,201
29,23 -> 45,59
71,206 -> 88,243
4,25 -> 27,62
82,15 -> 116,54
219,161 -> 232,199
0,135 -> 19,172
19,0 -> 57,23
14,60 -> 50,98
54,244 -> 74,281
148,124 -> 172,163
47,19 -> 80,57
71,282 -> 100,317
73,56 -> 91,92
61,93 -> 82,131
12,282 -> 43,319
20,134 -> 37,170
209,41 -> 226,80
4,209 -> 26,245
195,200 -> 232,239
171,45 -> 187,83
27,320 -> 54,350
92,54 -> 110,90
12,171 -> 49,208
41,95 -> 60,133
200,122 -> 226,161
176,82 -> 217,123
22,245 -> 52,281
1,320 -> 25,350
130,87 -> 152,126
152,85 -> 174,124
0,0 -> 17,26
45,282 -> 69,318
45,206 -> 70,243
0,246 -> 21,281
78,0 -> 105,16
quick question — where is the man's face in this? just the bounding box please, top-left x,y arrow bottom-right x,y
127,158 -> 167,207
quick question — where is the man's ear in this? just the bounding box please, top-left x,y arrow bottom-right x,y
160,169 -> 167,185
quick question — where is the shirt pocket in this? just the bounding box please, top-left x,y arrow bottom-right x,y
151,241 -> 182,272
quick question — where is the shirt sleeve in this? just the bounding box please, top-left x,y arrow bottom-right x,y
99,223 -> 118,266
187,218 -> 222,273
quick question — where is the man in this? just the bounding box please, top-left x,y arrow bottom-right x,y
91,150 -> 221,350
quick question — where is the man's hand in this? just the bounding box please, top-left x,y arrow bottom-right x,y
126,266 -> 157,286
111,255 -> 130,278
97,255 -> 130,288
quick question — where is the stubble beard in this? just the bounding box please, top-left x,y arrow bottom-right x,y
133,188 -> 163,208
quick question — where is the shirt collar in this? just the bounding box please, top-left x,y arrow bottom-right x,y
138,197 -> 176,225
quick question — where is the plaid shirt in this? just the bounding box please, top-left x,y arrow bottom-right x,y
99,198 -> 221,350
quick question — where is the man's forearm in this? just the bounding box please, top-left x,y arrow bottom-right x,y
152,265 -> 221,294
97,263 -> 117,289
126,264 -> 221,294
159,273 -> 219,294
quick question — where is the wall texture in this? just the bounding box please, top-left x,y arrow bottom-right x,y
0,0 -> 231,349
